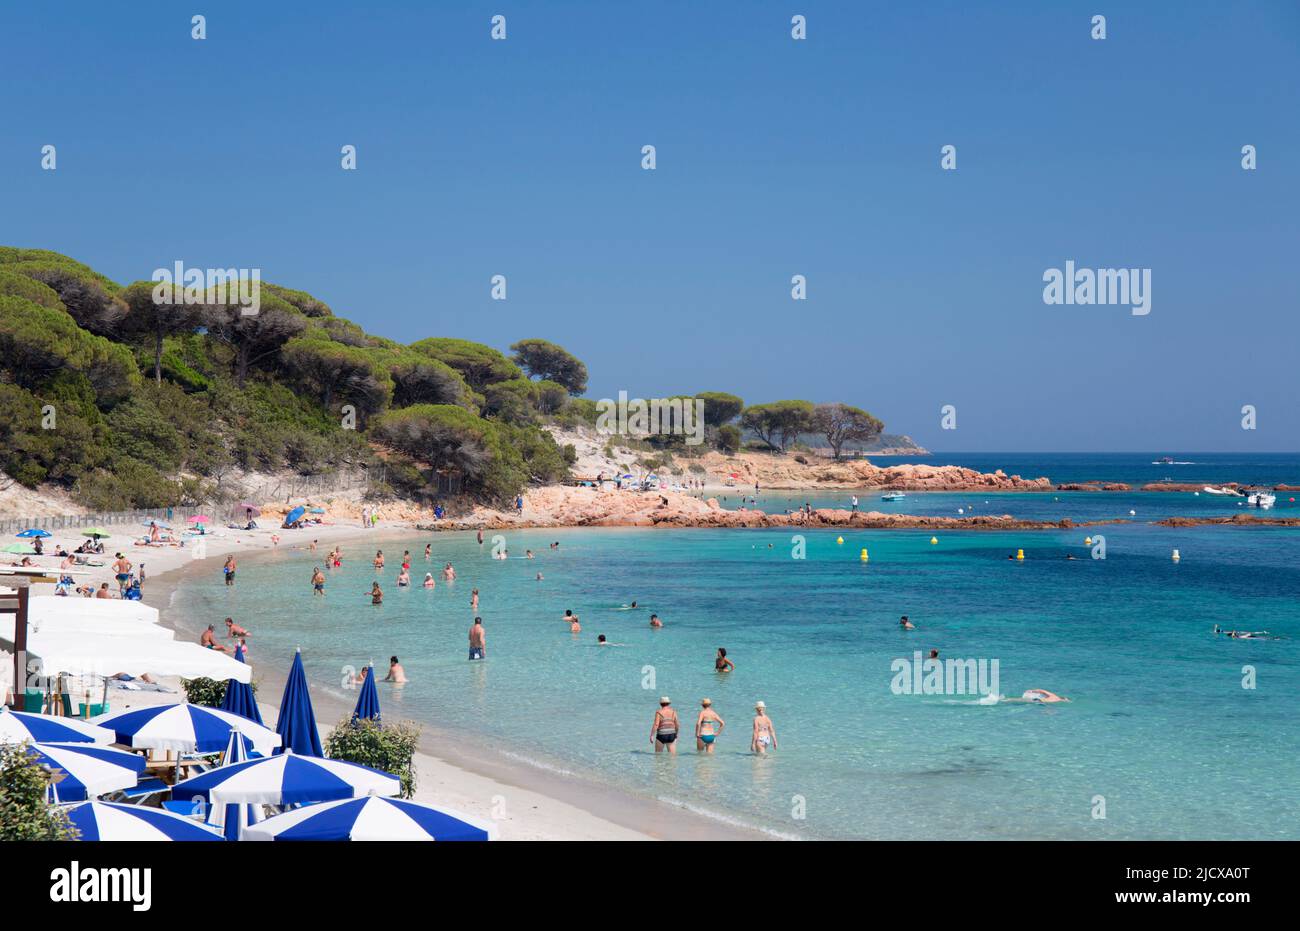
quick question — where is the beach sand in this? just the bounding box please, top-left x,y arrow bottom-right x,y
10,518 -> 763,840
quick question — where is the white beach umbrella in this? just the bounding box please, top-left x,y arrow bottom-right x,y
0,707 -> 115,745
24,634 -> 251,683
91,703 -> 281,755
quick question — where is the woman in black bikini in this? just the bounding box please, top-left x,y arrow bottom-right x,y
651,697 -> 679,754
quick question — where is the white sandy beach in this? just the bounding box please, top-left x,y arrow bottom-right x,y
4,516 -> 761,841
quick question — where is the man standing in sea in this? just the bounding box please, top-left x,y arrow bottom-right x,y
469,617 -> 486,660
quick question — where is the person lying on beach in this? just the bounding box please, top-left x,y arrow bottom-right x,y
649,614 -> 663,628
696,699 -> 725,753
200,625 -> 230,652
385,656 -> 407,683
468,618 -> 486,660
652,697 -> 679,754
715,648 -> 734,672
225,617 -> 251,637
900,616 -> 916,630
369,583 -> 383,605
751,701 -> 777,754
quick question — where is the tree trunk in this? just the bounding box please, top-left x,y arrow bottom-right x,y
236,344 -> 249,388
154,328 -> 164,385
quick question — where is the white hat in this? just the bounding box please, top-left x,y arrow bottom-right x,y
755,700 -> 766,709
659,696 -> 671,704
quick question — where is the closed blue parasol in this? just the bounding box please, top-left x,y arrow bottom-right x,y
219,644 -> 263,724
351,664 -> 381,723
275,649 -> 322,756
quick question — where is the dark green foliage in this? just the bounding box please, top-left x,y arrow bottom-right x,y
325,717 -> 421,799
0,743 -> 78,840
716,423 -> 742,453
740,400 -> 816,451
0,294 -> 139,405
697,391 -> 744,427
509,338 -> 588,394
409,337 -> 523,391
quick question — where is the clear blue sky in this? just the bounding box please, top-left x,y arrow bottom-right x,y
2,1 -> 1296,451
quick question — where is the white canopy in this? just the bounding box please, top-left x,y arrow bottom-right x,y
31,596 -> 160,625
2,596 -> 171,643
21,633 -> 252,683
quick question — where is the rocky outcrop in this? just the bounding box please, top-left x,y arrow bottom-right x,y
1056,482 -> 1131,491
415,486 -> 1120,532
1156,514 -> 1300,527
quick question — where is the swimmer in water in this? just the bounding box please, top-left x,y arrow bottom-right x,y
424,543 -> 432,560
900,615 -> 916,631
569,615 -> 582,633
649,613 -> 663,629
311,567 -> 326,596
443,562 -> 456,581
423,573 -> 435,588
374,550 -> 384,570
368,582 -> 383,605
750,701 -> 777,754
1018,689 -> 1069,703
715,647 -> 734,672
1214,625 -> 1280,640
396,568 -> 410,587
696,698 -> 725,754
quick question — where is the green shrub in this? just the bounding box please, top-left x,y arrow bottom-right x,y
181,677 -> 229,707
325,717 -> 421,798
0,743 -> 78,840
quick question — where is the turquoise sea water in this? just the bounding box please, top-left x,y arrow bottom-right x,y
175,517 -> 1300,839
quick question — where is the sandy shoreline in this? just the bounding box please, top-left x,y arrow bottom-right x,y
133,522 -> 769,841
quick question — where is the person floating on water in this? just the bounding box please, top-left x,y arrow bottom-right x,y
649,613 -> 663,628
751,701 -> 777,754
1213,625 -> 1280,640
468,617 -> 486,660
900,615 -> 916,630
696,698 -> 725,753
651,697 -> 679,754
715,648 -> 734,672
1014,689 -> 1069,703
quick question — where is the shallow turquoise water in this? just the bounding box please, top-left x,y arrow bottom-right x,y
176,521 -> 1300,839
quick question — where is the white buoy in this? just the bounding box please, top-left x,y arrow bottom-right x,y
1129,510 -> 1136,516
1172,549 -> 1181,562
958,508 -> 964,514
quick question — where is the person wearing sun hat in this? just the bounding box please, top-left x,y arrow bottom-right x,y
695,698 -> 725,754
651,697 -> 680,754
751,700 -> 777,755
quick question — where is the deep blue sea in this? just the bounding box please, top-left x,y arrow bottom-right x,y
174,452 -> 1300,839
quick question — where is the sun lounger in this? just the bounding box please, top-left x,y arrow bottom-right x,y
108,777 -> 169,804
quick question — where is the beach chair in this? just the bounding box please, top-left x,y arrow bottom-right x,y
161,799 -> 204,819
108,777 -> 169,805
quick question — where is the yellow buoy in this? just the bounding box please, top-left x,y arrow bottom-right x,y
859,548 -> 869,562
1016,548 -> 1025,561
836,536 -> 844,545
1172,549 -> 1181,562
1084,536 -> 1092,546
930,536 -> 938,545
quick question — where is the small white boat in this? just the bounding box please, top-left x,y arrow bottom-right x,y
881,492 -> 906,502
1247,492 -> 1276,510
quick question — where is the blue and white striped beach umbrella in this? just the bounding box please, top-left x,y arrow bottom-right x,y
91,703 -> 282,755
206,728 -> 265,841
62,801 -> 224,841
0,708 -> 114,745
171,751 -> 400,807
243,796 -> 496,842
27,743 -> 146,802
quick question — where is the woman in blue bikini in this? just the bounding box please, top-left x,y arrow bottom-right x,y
695,699 -> 725,754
